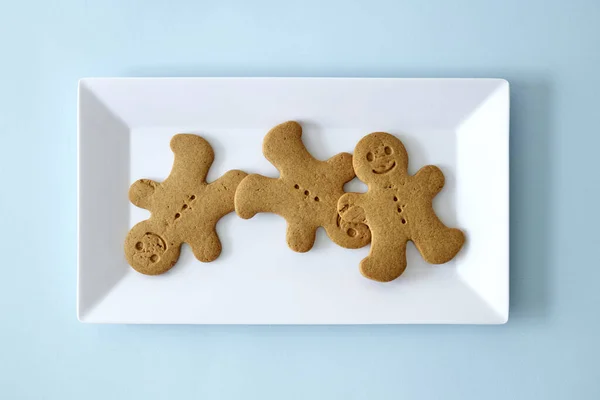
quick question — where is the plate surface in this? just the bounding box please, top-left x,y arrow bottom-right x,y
77,78 -> 509,324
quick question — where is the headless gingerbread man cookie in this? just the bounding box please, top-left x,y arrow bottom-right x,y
235,121 -> 370,252
338,132 -> 465,282
124,134 -> 247,275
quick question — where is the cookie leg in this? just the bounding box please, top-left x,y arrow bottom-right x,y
168,134 -> 214,186
413,217 -> 465,264
205,169 -> 248,217
360,237 -> 407,282
286,220 -> 317,253
262,121 -> 315,171
188,229 -> 222,263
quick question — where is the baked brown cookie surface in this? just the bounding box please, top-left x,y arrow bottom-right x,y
125,134 -> 247,275
235,121 -> 370,252
338,132 -> 465,282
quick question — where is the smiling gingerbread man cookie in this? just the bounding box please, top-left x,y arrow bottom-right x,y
235,121 -> 370,252
338,132 -> 465,282
124,134 -> 247,275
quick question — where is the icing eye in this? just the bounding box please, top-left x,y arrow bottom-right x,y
366,152 -> 374,161
384,146 -> 392,155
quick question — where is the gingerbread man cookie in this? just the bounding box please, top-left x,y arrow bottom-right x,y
338,132 -> 465,282
124,134 -> 247,275
235,121 -> 370,252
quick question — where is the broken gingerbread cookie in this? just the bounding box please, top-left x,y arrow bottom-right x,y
338,132 -> 465,282
235,121 -> 370,252
124,134 -> 247,275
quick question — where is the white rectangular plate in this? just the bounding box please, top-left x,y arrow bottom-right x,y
78,78 -> 509,324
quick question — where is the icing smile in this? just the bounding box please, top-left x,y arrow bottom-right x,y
372,161 -> 396,174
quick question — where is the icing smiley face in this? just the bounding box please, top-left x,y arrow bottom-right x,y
353,132 -> 409,183
366,145 -> 396,174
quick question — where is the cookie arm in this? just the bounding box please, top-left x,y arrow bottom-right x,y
326,152 -> 356,183
414,165 -> 445,196
129,179 -> 157,209
234,174 -> 290,219
337,193 -> 368,224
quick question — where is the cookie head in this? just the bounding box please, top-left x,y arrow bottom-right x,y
132,232 -> 166,265
125,225 -> 181,275
353,132 -> 408,183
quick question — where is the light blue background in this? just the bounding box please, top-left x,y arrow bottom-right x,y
1,0 -> 598,398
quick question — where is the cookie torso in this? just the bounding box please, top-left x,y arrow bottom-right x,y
235,121 -> 371,252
